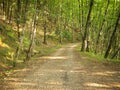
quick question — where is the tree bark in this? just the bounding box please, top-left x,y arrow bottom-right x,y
43,20 -> 47,44
26,14 -> 37,60
81,0 -> 94,51
111,47 -> 120,59
95,0 -> 110,54
104,9 -> 120,58
13,0 -> 21,67
26,0 -> 39,60
59,1 -> 62,44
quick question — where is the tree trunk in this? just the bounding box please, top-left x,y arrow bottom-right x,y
13,0 -> 21,67
21,0 -> 28,53
104,9 -> 120,58
71,1 -> 74,43
59,2 -> 62,44
95,0 -> 110,54
26,0 -> 39,60
26,15 -> 37,60
81,0 -> 94,51
8,6 -> 12,24
111,47 -> 120,59
6,0 -> 10,20
43,20 -> 47,44
78,0 -> 84,51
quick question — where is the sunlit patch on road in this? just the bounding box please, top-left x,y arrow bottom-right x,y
84,82 -> 120,89
1,44 -> 120,90
84,82 -> 110,88
40,56 -> 68,60
91,71 -> 120,76
70,70 -> 87,73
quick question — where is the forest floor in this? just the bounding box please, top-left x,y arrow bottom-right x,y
0,43 -> 120,90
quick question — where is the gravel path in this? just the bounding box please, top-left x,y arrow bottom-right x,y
1,44 -> 120,90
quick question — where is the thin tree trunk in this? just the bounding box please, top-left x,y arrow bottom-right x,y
21,0 -> 28,49
2,1 -> 5,18
71,1 -> 74,43
59,2 -> 62,44
111,47 -> 120,59
26,15 -> 37,60
78,0 -> 84,51
81,0 -> 94,51
8,6 -> 12,24
14,0 -> 28,64
43,0 -> 48,45
59,24 -> 62,44
13,0 -> 21,67
104,9 -> 120,58
43,20 -> 47,44
6,0 -> 10,20
13,26 -> 20,67
95,0 -> 110,54
26,0 -> 39,60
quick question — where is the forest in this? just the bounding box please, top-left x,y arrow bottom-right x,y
0,0 -> 120,75
0,0 -> 120,89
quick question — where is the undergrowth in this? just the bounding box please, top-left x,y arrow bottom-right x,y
76,46 -> 120,63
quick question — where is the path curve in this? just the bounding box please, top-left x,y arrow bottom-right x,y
1,43 -> 120,90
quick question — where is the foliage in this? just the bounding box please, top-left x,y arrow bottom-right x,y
0,0 -> 120,68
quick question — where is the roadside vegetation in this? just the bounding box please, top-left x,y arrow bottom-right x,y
0,0 -> 120,80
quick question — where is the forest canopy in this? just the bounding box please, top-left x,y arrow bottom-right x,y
0,0 -> 120,67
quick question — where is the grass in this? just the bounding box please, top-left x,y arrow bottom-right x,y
80,52 -> 104,60
0,43 -> 61,80
33,44 -> 61,58
76,46 -> 120,63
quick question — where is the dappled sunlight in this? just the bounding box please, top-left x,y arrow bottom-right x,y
70,70 -> 87,73
105,71 -> 120,74
84,82 -> 120,88
84,82 -> 110,88
0,41 -> 119,90
13,68 -> 30,73
4,77 -> 37,89
91,72 -> 110,76
4,77 -> 32,83
15,60 -> 24,63
9,82 -> 36,86
0,40 -> 10,48
6,52 -> 14,60
41,56 -> 68,60
109,82 -> 120,88
4,77 -> 21,82
0,63 -> 8,69
91,71 -> 120,76
70,44 -> 78,48
0,15 -> 6,20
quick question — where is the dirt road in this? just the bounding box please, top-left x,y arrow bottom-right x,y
1,44 -> 120,90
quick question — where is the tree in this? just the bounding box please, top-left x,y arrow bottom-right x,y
81,0 -> 94,52
95,0 -> 110,54
104,6 -> 120,58
13,0 -> 21,67
26,0 -> 39,60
